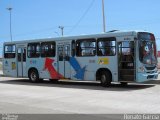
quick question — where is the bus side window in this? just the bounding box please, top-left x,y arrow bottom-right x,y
23,49 -> 26,62
4,44 -> 16,58
41,42 -> 56,57
27,43 -> 40,58
98,49 -> 103,56
76,41 -> 81,56
97,37 -> 116,56
58,47 -> 63,61
72,40 -> 76,57
76,39 -> 96,57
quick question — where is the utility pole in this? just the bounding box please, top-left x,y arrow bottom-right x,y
59,26 -> 64,36
102,0 -> 106,32
7,7 -> 13,42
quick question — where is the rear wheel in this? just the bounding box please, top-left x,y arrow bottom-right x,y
100,71 -> 112,87
29,69 -> 41,83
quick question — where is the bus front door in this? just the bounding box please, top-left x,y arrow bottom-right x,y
58,44 -> 71,79
17,48 -> 26,77
118,41 -> 135,82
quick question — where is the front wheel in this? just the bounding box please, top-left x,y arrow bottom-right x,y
29,69 -> 41,83
100,71 -> 112,87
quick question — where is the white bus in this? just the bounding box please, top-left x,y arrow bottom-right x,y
2,30 -> 158,87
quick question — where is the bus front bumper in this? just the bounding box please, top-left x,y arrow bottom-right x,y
137,72 -> 159,83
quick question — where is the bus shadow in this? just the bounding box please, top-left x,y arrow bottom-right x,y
0,79 -> 156,91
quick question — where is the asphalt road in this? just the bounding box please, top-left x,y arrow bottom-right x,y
0,76 -> 160,115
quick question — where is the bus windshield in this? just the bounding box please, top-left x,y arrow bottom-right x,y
139,32 -> 157,65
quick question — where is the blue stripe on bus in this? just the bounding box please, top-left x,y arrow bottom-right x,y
69,57 -> 86,80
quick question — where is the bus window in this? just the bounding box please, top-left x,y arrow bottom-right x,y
17,48 -> 26,62
23,49 -> 26,62
72,40 -> 76,57
76,39 -> 96,57
97,37 -> 116,56
27,43 -> 40,58
4,44 -> 16,58
138,33 -> 157,64
64,45 -> 70,61
17,48 -> 21,62
118,41 -> 134,69
41,42 -> 56,57
58,46 -> 63,61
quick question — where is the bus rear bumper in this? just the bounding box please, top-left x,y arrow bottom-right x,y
136,72 -> 159,83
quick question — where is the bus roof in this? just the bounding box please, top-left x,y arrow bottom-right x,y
3,30 -> 150,44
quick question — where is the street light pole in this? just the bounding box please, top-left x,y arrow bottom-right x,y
102,0 -> 106,32
7,7 -> 13,42
59,26 -> 64,36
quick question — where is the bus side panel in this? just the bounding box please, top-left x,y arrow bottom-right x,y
70,57 -> 96,81
27,58 -> 47,79
96,56 -> 118,82
26,57 -> 59,80
3,58 -> 17,77
40,57 -> 59,79
70,56 -> 118,82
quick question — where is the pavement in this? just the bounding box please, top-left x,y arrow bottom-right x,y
0,76 -> 160,115
0,73 -> 160,120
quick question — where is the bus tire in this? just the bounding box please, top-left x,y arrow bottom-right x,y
29,69 -> 40,83
100,71 -> 112,87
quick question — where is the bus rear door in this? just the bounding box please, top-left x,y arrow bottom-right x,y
17,47 -> 26,77
3,44 -> 17,77
57,44 -> 71,79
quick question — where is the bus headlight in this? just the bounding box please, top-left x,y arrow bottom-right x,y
146,59 -> 151,64
138,66 -> 145,72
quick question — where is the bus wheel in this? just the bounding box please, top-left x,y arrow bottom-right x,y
100,71 -> 111,87
29,69 -> 40,83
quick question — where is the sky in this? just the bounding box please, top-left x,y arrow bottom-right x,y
0,0 -> 160,57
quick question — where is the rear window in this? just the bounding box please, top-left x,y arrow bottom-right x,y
4,44 -> 16,58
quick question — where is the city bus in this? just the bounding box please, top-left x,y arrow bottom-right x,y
2,30 -> 159,87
